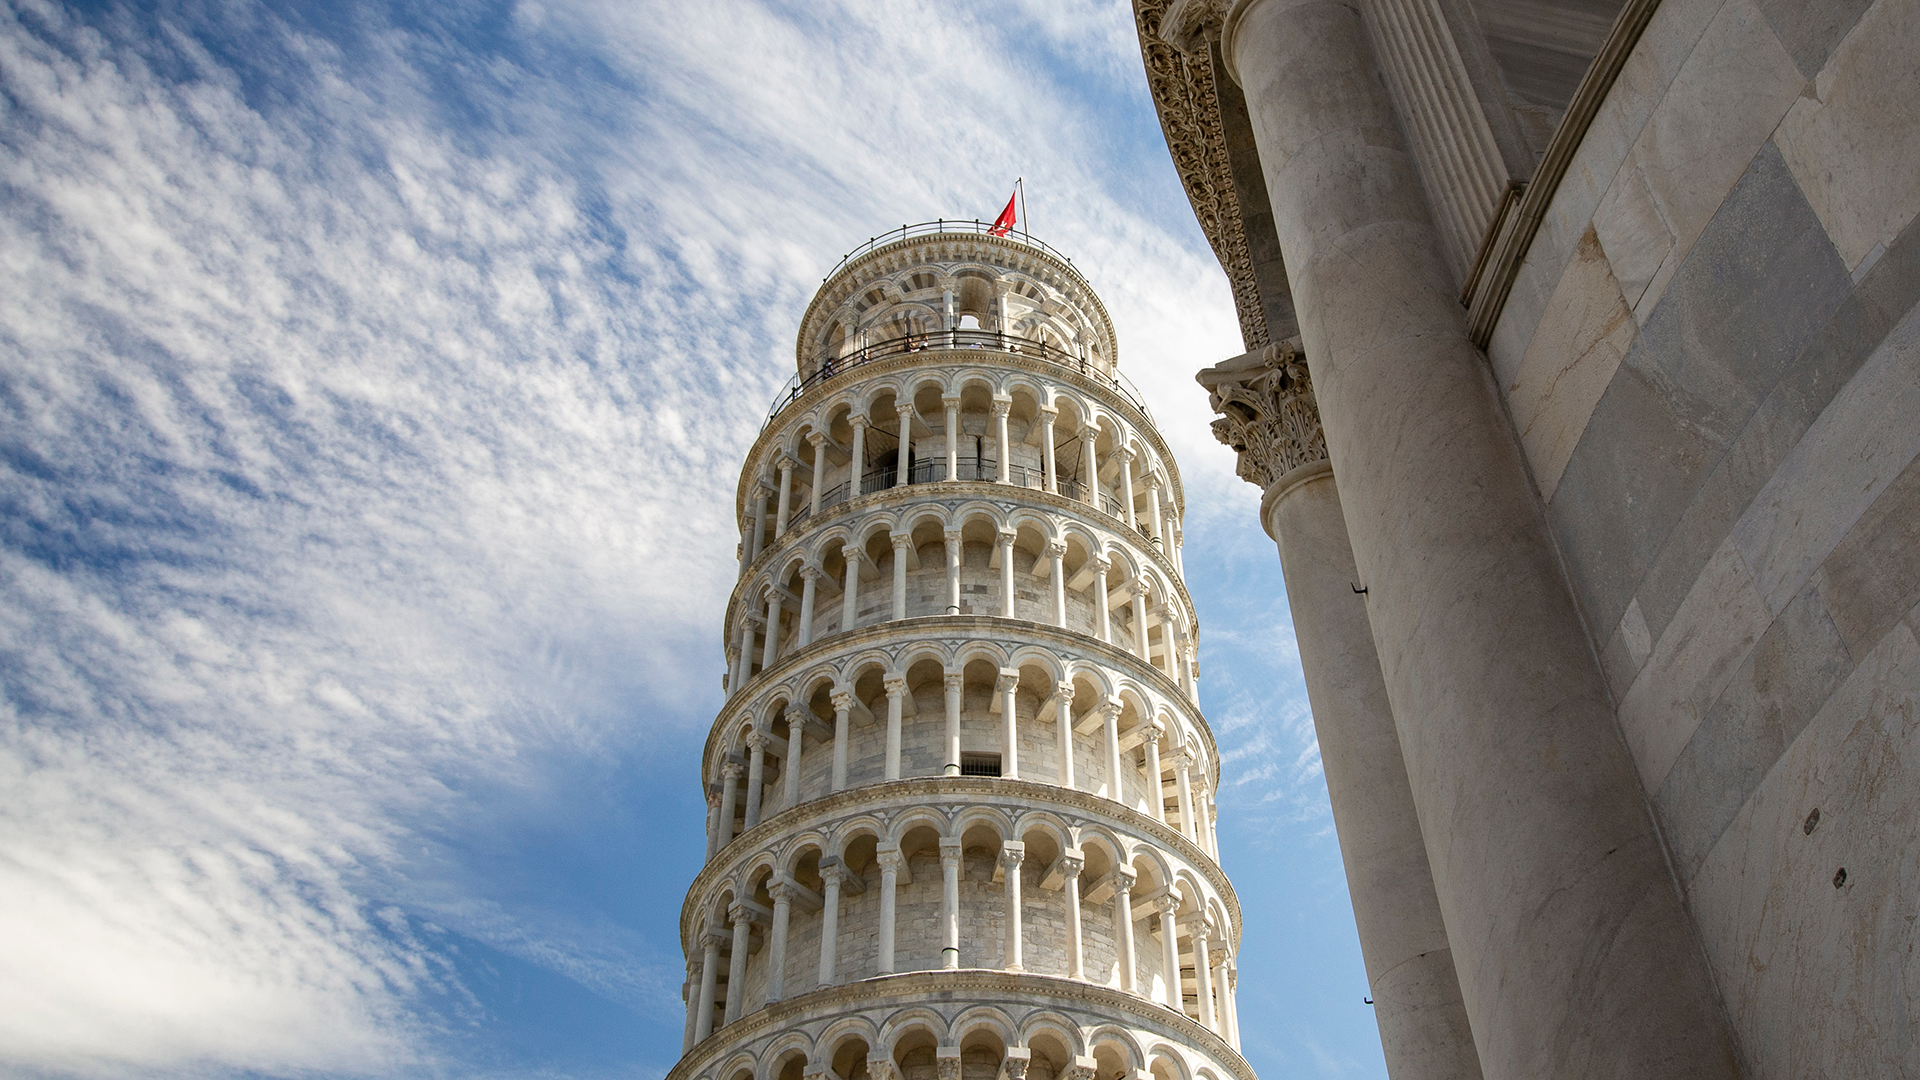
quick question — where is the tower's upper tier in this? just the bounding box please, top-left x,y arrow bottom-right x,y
794,223 -> 1118,384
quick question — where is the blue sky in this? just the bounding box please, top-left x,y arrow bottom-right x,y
0,1 -> 1383,1076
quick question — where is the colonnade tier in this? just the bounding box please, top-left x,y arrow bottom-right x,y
702,614 -> 1220,831
682,778 -> 1239,1042
666,973 -> 1249,1080
723,487 -> 1199,702
737,352 -> 1185,562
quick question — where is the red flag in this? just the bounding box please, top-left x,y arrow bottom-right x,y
988,192 -> 1017,236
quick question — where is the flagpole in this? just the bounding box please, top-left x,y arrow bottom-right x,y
1017,177 -> 1028,241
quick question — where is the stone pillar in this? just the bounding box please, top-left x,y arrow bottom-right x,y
704,785 -> 722,858
992,399 -> 1012,483
876,845 -> 903,975
807,431 -> 828,516
1224,2 -> 1740,1070
766,880 -> 794,1002
750,482 -> 769,561
743,730 -> 767,831
997,530 -> 1017,617
1000,841 -> 1026,971
894,403 -> 913,488
1158,899 -> 1182,1011
694,930 -> 723,1042
796,566 -> 819,647
717,762 -> 741,847
841,546 -> 861,632
1091,557 -> 1113,643
883,674 -> 906,781
1172,749 -> 1196,841
1047,541 -> 1068,627
760,587 -> 783,669
940,838 -> 962,969
682,959 -> 699,1051
783,712 -> 804,808
997,669 -> 1020,779
1102,699 -> 1123,805
1079,430 -> 1098,506
1193,922 -> 1216,1031
943,529 -> 962,615
1113,867 -> 1138,993
890,532 -> 910,620
731,618 -> 754,693
943,395 -> 961,481
1131,578 -> 1152,662
1221,953 -> 1240,1049
1143,721 -> 1165,824
775,459 -> 794,535
1155,600 -> 1178,678
830,690 -> 852,792
943,672 -> 963,776
1040,406 -> 1059,493
1054,682 -> 1077,790
1115,446 -> 1136,527
723,903 -> 752,1025
849,415 -> 868,496
1061,849 -> 1086,979
818,863 -> 845,986
1146,473 -> 1167,552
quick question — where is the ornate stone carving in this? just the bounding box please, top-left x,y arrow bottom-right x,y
1134,0 -> 1268,349
1196,341 -> 1327,489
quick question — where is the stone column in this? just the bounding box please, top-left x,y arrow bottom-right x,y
760,587 -> 783,669
682,959 -> 699,1051
704,785 -> 722,858
1047,541 -> 1068,627
782,712 -> 804,808
940,838 -> 963,969
1221,953 -> 1240,1049
807,431 -> 828,516
1156,600 -> 1178,679
1158,899 -> 1182,1011
1079,430 -> 1098,506
1102,699 -> 1124,805
1146,473 -> 1167,552
943,530 -> 962,615
841,546 -> 861,632
890,532 -> 910,620
943,395 -> 961,481
876,845 -> 904,975
743,730 -> 767,831
997,530 -> 1017,617
1142,720 -> 1165,824
775,459 -> 794,535
1054,682 -> 1077,789
1115,446 -> 1137,526
943,672 -> 964,776
766,880 -> 794,1002
883,674 -> 906,781
1039,406 -> 1059,493
849,415 -> 868,496
830,690 -> 852,792
992,399 -> 1012,483
818,863 -> 845,986
1000,841 -> 1026,971
1223,2 -> 1741,1068
1091,557 -> 1113,643
725,644 -> 742,697
1131,578 -> 1152,661
796,565 -> 819,647
1060,849 -> 1086,979
894,403 -> 913,487
717,762 -> 741,847
731,617 -> 754,693
997,669 -> 1020,779
694,930 -> 723,1042
750,482 -> 770,561
1172,749 -> 1196,841
1193,922 -> 1216,1031
723,903 -> 752,1025
1113,867 -> 1138,993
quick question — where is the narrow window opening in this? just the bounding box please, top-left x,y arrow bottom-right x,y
959,751 -> 1003,777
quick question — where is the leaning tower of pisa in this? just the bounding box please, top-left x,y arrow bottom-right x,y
671,223 -> 1249,1080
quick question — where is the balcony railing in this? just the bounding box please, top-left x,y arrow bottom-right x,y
763,328 -> 1152,426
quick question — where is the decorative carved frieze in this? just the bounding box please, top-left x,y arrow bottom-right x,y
1133,0 -> 1268,348
1196,341 -> 1327,489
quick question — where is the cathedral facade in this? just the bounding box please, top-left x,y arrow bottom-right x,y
668,227 -> 1249,1080
1136,0 -> 1920,1077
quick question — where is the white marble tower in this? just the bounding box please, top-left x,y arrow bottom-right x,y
669,223 -> 1251,1080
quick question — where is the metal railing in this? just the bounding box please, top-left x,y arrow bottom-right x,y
819,219 -> 1089,291
762,328 -> 1152,425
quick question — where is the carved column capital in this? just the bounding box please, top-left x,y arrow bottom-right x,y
1195,339 -> 1327,489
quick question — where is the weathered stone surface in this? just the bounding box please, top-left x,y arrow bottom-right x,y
1816,452 -> 1920,659
1755,0 -> 1875,78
